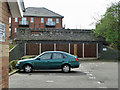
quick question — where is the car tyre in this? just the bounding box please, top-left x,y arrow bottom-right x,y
23,64 -> 33,73
62,64 -> 71,73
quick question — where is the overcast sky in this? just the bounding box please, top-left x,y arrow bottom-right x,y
24,0 -> 119,29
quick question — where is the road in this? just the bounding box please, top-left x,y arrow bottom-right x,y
9,61 -> 118,88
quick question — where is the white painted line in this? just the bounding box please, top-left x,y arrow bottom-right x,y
99,87 -> 107,88
89,76 -> 96,79
87,73 -> 93,76
46,80 -> 54,83
97,82 -> 101,84
97,81 -> 104,84
84,71 -> 89,74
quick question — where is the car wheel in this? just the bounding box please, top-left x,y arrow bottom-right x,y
23,64 -> 32,73
62,64 -> 71,73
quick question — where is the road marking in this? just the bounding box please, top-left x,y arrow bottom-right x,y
87,73 -> 93,76
46,80 -> 54,83
99,87 -> 107,88
97,81 -> 104,84
84,71 -> 89,74
89,76 -> 96,79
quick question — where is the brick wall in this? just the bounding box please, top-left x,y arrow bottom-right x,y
0,1 -> 10,89
11,16 -> 63,39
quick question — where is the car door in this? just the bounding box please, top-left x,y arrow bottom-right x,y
34,53 -> 52,69
47,53 -> 65,69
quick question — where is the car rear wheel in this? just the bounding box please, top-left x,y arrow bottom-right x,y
23,64 -> 32,73
62,64 -> 71,73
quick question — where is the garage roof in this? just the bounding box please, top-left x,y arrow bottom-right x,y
16,29 -> 104,42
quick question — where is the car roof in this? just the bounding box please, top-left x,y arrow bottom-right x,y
43,51 -> 69,54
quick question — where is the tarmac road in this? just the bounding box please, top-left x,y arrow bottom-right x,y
9,61 -> 118,88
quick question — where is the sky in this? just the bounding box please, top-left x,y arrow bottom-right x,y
24,0 -> 119,29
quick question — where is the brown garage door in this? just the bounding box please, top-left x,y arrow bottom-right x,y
41,44 -> 54,53
84,43 -> 97,57
26,44 -> 39,55
77,44 -> 83,58
56,44 -> 69,53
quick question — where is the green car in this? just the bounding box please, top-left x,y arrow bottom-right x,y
16,51 -> 80,73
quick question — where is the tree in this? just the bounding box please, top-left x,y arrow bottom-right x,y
94,2 -> 120,50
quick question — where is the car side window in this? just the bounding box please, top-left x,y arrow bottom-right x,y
52,53 -> 64,59
40,53 -> 52,60
63,54 -> 68,58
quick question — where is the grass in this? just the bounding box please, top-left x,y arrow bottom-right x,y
9,44 -> 15,50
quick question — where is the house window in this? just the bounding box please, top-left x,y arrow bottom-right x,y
15,18 -> 18,22
14,28 -> 17,32
22,17 -> 27,24
41,18 -> 44,23
56,18 -> 59,23
31,18 -> 34,22
48,18 -> 52,22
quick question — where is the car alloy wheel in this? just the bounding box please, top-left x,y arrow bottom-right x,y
62,64 -> 71,73
24,65 -> 32,73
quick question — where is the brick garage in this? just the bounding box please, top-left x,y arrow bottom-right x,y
16,29 -> 103,59
25,43 -> 98,58
0,1 -> 24,89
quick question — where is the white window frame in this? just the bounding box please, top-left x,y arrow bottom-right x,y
14,28 -> 17,33
56,18 -> 59,23
15,18 -> 18,22
41,18 -> 44,23
31,18 -> 34,23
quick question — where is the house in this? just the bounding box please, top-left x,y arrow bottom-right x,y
10,7 -> 64,39
0,0 -> 24,89
9,7 -> 104,61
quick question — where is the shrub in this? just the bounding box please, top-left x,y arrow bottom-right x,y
9,44 -> 15,50
21,55 -> 36,59
9,60 -> 18,73
9,64 -> 13,73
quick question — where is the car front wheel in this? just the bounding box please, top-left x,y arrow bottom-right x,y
62,64 -> 71,73
23,64 -> 33,73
